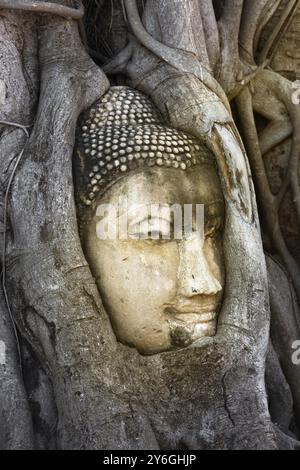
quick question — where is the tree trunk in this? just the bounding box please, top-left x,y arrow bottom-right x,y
0,0 -> 299,450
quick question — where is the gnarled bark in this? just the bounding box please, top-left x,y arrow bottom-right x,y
0,0 -> 299,450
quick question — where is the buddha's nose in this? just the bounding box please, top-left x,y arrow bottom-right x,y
177,232 -> 222,298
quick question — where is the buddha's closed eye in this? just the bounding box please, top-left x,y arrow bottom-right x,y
128,212 -> 223,242
128,217 -> 174,241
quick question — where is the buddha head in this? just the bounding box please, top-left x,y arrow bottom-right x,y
74,87 -> 225,355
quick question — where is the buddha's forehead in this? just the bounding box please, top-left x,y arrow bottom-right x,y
98,166 -> 224,210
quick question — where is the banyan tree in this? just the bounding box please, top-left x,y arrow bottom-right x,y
0,0 -> 300,450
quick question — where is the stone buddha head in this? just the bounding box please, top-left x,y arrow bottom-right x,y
74,87 -> 225,355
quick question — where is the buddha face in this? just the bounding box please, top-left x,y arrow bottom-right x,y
83,165 -> 225,355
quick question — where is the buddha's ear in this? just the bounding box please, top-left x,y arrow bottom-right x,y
211,123 -> 254,224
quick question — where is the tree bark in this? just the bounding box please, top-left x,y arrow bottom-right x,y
0,0 -> 299,449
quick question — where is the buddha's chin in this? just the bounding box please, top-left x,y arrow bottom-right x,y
114,313 -> 218,355
169,315 -> 217,349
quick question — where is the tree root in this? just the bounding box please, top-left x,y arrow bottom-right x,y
0,0 -> 84,19
259,120 -> 292,155
198,0 -> 220,70
239,0 -> 281,61
103,41 -> 133,75
0,121 -> 30,378
124,0 -> 231,113
236,85 -> 300,300
217,0 -> 244,92
258,0 -> 300,64
0,291 -> 34,449
267,254 -> 300,428
258,70 -> 300,230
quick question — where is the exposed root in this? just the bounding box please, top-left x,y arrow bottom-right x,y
258,70 -> 300,228
103,41 -> 133,75
0,0 -> 84,19
198,0 -> 220,70
258,0 -> 300,64
258,120 -> 292,155
239,0 -> 282,62
123,0 -> 231,113
0,121 -> 30,378
236,85 -> 300,299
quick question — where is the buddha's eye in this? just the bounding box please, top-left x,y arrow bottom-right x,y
128,218 -> 174,242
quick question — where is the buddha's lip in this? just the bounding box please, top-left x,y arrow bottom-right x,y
165,307 -> 217,323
